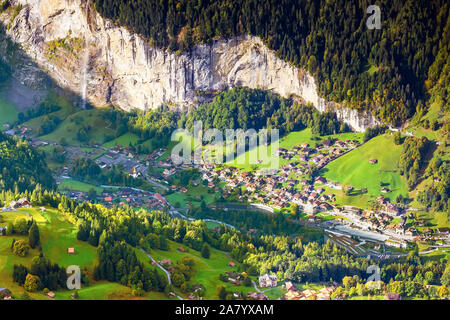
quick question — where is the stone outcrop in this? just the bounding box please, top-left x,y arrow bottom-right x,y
0,0 -> 379,131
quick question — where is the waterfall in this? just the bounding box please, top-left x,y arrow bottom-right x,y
80,0 -> 90,109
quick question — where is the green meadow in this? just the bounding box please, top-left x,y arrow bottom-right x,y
40,108 -> 116,145
58,178 -> 104,193
166,186 -> 216,209
27,208 -> 98,268
138,240 -> 253,299
23,92 -> 78,135
102,132 -> 141,148
0,94 -> 19,125
321,134 -> 408,203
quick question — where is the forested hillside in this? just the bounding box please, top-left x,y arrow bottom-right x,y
93,0 -> 449,126
0,132 -> 55,192
127,87 -> 349,148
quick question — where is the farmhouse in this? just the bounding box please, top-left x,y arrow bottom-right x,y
385,239 -> 407,249
0,288 -> 11,300
160,259 -> 172,265
285,282 -> 297,292
9,198 -> 31,209
68,248 -> 75,254
386,292 -> 401,300
259,274 -> 277,288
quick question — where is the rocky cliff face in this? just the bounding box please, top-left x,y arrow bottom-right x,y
0,0 -> 379,131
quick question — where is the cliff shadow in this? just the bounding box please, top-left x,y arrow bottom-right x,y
0,23 -> 89,120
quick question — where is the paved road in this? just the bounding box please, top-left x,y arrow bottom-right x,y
251,280 -> 262,293
1,208 -> 32,218
145,177 -> 169,191
138,247 -> 184,300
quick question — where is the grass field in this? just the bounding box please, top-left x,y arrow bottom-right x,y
28,208 -> 98,268
166,186 -> 216,209
40,108 -> 117,145
140,240 -> 253,299
102,132 -> 141,149
58,178 -> 104,193
321,134 -> 408,203
23,92 -> 79,135
0,94 -> 19,125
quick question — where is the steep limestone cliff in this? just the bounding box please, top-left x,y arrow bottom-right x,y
0,0 -> 379,131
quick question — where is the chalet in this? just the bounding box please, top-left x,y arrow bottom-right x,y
247,292 -> 258,299
0,288 -> 11,300
177,247 -> 185,252
322,140 -> 332,147
160,259 -> 172,265
227,262 -> 235,267
47,291 -> 55,299
10,198 -> 31,209
285,282 -> 297,292
259,274 -> 277,288
380,187 -> 390,193
68,248 -> 75,254
369,158 -> 378,164
405,227 -> 417,237
302,289 -> 317,300
395,226 -> 405,235
285,290 -> 301,300
385,239 -> 407,249
386,292 -> 401,300
315,176 -> 327,184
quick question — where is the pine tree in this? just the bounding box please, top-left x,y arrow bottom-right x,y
28,222 -> 40,249
201,243 -> 210,259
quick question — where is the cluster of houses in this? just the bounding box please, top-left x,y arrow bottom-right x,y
61,187 -> 168,210
159,154 -> 192,178
224,271 -> 244,286
95,148 -> 147,179
196,139 -> 358,215
275,139 -> 359,169
198,162 -> 337,214
101,188 -> 165,210
283,282 -> 336,300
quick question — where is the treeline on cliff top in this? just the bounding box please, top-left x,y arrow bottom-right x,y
93,0 -> 449,126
